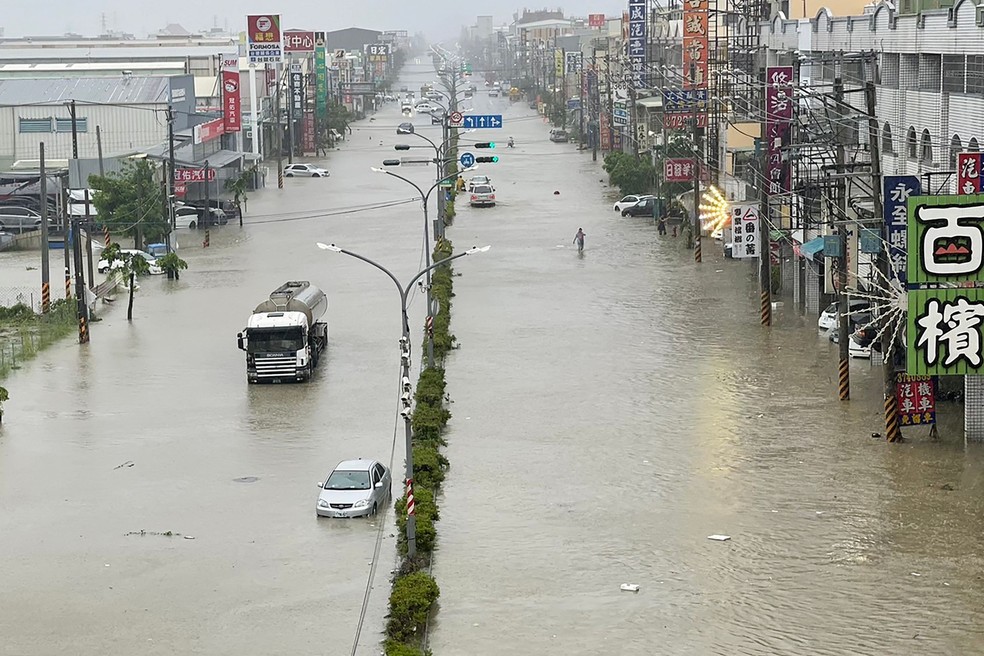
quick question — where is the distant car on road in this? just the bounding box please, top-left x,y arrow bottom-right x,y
316,459 -> 391,518
613,194 -> 654,213
97,249 -> 163,275
430,109 -> 446,124
622,197 -> 658,217
397,122 -> 415,134
549,129 -> 569,142
285,163 -> 329,178
467,175 -> 492,191
818,299 -> 872,332
469,184 -> 496,207
414,101 -> 437,113
488,88 -> 500,97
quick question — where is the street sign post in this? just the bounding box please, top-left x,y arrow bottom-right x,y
460,152 -> 476,168
461,114 -> 503,129
448,110 -> 464,127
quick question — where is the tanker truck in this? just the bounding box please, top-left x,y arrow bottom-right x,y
237,281 -> 329,383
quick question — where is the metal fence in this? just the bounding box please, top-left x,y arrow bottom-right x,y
0,287 -> 45,313
0,300 -> 76,379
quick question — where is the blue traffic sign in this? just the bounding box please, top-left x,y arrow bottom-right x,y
461,114 -> 503,129
459,152 -> 476,168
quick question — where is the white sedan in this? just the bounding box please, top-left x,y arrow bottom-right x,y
97,249 -> 163,275
285,163 -> 329,178
413,102 -> 437,113
613,194 -> 654,213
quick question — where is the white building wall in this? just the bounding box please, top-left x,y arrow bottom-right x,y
2,103 -> 166,162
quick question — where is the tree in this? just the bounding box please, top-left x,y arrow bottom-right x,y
101,243 -> 151,321
90,160 -> 169,248
156,252 -> 188,280
603,152 -> 656,196
0,385 -> 7,424
225,168 -> 254,221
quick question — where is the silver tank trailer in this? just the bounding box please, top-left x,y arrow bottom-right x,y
253,281 -> 328,326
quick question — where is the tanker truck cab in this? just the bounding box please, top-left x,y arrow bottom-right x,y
237,281 -> 329,383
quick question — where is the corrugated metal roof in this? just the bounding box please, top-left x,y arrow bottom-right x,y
0,62 -> 183,72
0,45 -> 231,62
0,76 -> 170,106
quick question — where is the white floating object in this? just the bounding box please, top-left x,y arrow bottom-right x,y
707,534 -> 731,541
620,583 -> 640,592
184,535 -> 195,540
816,511 -> 824,515
911,572 -> 921,577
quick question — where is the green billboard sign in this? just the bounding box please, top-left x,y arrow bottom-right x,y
906,193 -> 984,375
315,31 -> 327,119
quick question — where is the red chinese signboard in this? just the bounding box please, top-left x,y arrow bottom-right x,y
683,0 -> 708,90
600,112 -> 611,150
284,30 -> 315,53
663,112 -> 707,130
175,168 -> 216,183
246,14 -> 283,64
665,158 -> 696,182
588,13 -> 606,27
193,117 -> 225,144
958,152 -> 982,195
302,112 -> 316,154
895,373 -> 937,426
765,66 -> 793,197
221,54 -> 241,133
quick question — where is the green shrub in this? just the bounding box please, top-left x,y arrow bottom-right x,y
395,487 -> 439,555
412,403 -> 450,433
386,571 -> 440,643
413,445 -> 449,488
384,640 -> 428,656
414,367 -> 447,405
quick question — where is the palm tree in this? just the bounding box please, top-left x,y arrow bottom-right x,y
225,168 -> 254,224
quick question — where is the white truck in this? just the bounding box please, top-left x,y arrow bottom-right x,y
237,281 -> 329,383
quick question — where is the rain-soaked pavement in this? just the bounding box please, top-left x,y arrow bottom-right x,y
2,63 -> 984,655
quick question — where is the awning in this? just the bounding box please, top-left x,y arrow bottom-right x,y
796,236 -> 824,259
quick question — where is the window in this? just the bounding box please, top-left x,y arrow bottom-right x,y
919,54 -> 942,92
901,54 -> 919,90
950,135 -> 962,168
882,123 -> 894,154
943,55 -> 965,93
970,138 -> 980,153
920,129 -> 933,164
18,117 -> 52,133
907,127 -> 918,159
881,53 -> 900,89
969,55 -> 984,95
55,117 -> 87,133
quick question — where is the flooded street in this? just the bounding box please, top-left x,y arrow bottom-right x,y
2,62 -> 984,655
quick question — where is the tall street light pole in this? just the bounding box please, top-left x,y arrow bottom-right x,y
371,166 -> 476,369
315,242 -> 491,559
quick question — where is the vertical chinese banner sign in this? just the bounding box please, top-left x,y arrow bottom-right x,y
683,0 -> 708,91
895,374 -> 937,426
627,0 -> 646,88
246,15 -> 283,65
221,54 -> 241,132
883,176 -> 921,283
906,194 -> 984,375
731,204 -> 761,259
554,49 -> 564,78
315,32 -> 327,121
765,66 -> 793,197
958,152 -> 982,195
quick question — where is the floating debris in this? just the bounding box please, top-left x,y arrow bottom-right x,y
707,535 -> 731,542
113,461 -> 135,470
620,583 -> 640,593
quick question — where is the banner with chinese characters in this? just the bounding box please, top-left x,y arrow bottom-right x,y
907,194 -> 984,375
731,204 -> 760,259
246,14 -> 283,64
765,66 -> 793,197
565,51 -> 583,75
284,30 -> 315,53
627,0 -> 646,87
664,158 -> 696,182
958,153 -> 982,195
315,32 -> 327,119
366,43 -> 390,64
220,54 -> 241,133
895,373 -> 937,426
883,176 -> 920,283
600,112 -> 611,151
589,14 -> 606,27
290,67 -> 304,113
302,112 -> 316,154
554,49 -> 564,77
683,0 -> 708,90
662,89 -> 707,131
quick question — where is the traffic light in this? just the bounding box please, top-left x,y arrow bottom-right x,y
475,156 -> 499,163
475,142 -> 496,149
394,145 -> 411,151
464,62 -> 472,74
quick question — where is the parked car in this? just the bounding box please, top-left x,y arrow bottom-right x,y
622,197 -> 658,217
316,459 -> 392,518
469,184 -> 496,207
613,194 -> 654,213
528,100 -> 538,110
97,249 -> 163,275
285,163 -> 329,178
175,203 -> 228,227
489,88 -> 500,97
467,175 -> 492,191
414,101 -> 437,113
818,298 -> 872,332
397,122 -> 415,135
0,206 -> 47,233
464,89 -> 474,98
549,129 -> 569,143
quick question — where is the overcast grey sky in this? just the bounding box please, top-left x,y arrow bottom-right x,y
4,1 -> 628,40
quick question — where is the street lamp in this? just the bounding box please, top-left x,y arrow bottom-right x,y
314,242 -> 490,559
370,165 -> 476,368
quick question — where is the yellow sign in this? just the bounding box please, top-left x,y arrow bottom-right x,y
555,50 -> 564,77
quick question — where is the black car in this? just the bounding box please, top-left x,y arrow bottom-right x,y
397,122 -> 414,135
621,197 -> 658,217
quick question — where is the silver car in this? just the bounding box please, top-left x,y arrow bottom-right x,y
0,206 -> 46,233
316,459 -> 391,518
285,163 -> 329,178
469,184 -> 496,207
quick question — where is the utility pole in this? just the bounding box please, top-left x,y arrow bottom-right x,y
167,104 -> 176,253
579,57 -> 585,151
203,161 -> 211,232
691,61 -> 701,263
287,56 -> 295,164
96,125 -> 105,176
68,100 -> 89,343
833,77 -> 850,400
759,67 -> 773,327
60,174 -> 71,300
629,82 -> 639,160
40,143 -> 50,314
865,81 -> 899,440
275,64 -> 285,189
591,50 -> 598,162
